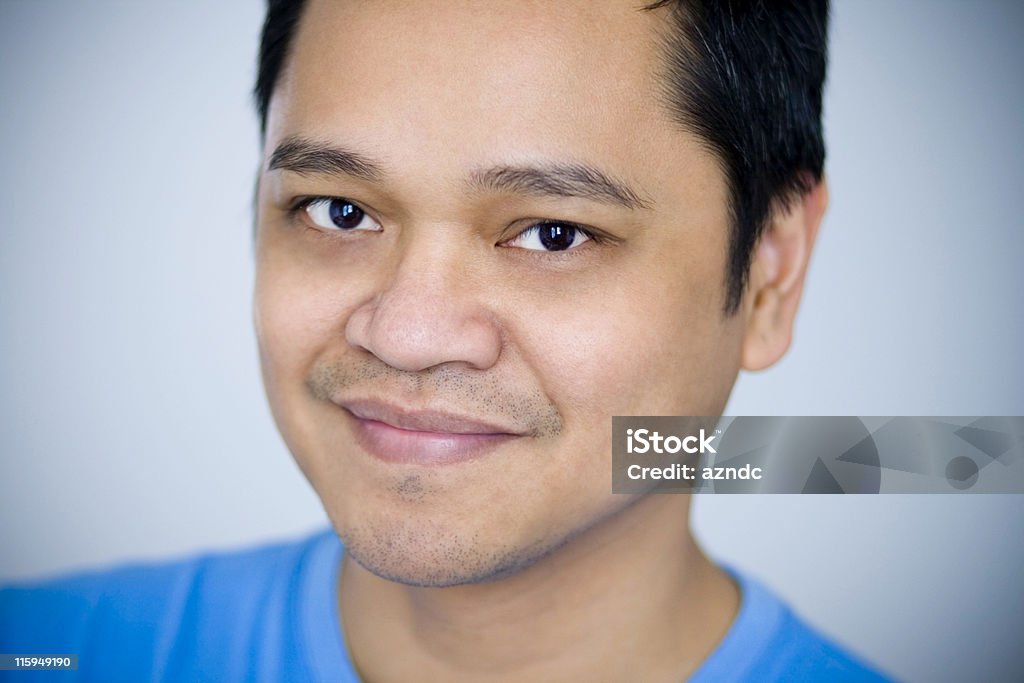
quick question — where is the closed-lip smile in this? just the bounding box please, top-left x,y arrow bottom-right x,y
337,398 -> 524,465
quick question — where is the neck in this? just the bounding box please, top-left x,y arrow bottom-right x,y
339,494 -> 739,683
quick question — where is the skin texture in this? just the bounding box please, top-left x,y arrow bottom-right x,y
254,1 -> 826,680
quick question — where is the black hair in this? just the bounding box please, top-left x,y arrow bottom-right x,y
255,0 -> 829,313
254,0 -> 307,138
645,0 -> 829,312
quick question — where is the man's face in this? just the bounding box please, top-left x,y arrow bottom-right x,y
255,0 -> 746,586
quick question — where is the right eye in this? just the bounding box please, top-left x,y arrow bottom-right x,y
302,197 -> 382,232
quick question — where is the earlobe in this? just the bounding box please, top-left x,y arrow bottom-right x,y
740,179 -> 828,371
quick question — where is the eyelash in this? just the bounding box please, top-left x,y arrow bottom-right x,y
287,196 -> 362,221
286,195 -> 605,251
508,221 -> 604,249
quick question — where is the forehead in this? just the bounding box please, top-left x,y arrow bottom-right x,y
267,0 -> 685,174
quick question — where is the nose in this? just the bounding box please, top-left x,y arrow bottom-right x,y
344,236 -> 503,373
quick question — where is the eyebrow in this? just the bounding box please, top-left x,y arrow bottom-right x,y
470,163 -> 651,211
267,136 -> 650,210
267,136 -> 384,182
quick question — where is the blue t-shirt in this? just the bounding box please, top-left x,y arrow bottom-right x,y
0,528 -> 890,682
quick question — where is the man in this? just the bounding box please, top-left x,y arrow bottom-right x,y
1,1 -> 889,681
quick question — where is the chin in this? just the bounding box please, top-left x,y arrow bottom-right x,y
335,516 -> 563,588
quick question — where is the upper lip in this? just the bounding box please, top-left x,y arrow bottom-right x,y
339,398 -> 523,435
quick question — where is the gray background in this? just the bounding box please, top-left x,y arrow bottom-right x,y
1,1 -> 1022,681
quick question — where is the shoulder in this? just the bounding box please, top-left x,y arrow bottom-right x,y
692,567 -> 894,683
755,596 -> 892,682
0,528 -> 341,680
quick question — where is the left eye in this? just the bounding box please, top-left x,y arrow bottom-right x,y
504,222 -> 592,252
303,198 -> 382,232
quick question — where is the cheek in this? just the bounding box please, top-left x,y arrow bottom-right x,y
253,245 -> 348,430
511,261 -> 742,428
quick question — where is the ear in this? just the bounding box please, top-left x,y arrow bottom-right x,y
740,179 -> 828,371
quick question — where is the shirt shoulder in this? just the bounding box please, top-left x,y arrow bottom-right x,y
0,528 -> 352,682
691,567 -> 894,683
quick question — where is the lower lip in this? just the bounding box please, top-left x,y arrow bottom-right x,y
347,415 -> 517,466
